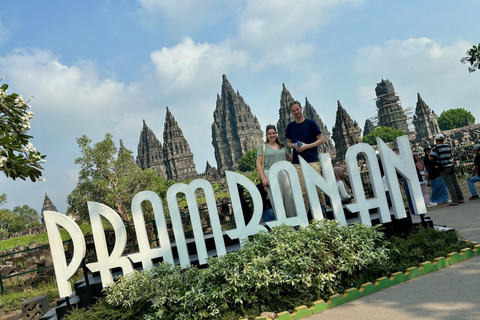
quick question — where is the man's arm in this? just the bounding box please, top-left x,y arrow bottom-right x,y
298,133 -> 325,152
286,138 -> 296,149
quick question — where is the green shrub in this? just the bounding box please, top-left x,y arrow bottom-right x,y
104,220 -> 390,319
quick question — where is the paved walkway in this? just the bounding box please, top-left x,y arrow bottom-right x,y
306,180 -> 480,320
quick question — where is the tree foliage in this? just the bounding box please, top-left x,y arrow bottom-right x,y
67,134 -> 169,222
460,43 -> 480,73
0,194 -> 40,237
362,126 -> 405,145
0,83 -> 46,181
437,108 -> 476,131
238,149 -> 257,172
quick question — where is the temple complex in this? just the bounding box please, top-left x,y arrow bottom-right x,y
332,101 -> 362,162
375,79 -> 409,132
211,75 -> 263,172
303,98 -> 336,158
163,107 -> 198,181
412,93 -> 440,142
276,84 -> 295,146
363,119 -> 375,137
136,120 -> 168,180
41,193 -> 58,223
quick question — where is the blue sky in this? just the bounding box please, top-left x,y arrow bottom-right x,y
1,0 -> 479,214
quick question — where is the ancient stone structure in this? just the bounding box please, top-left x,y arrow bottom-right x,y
276,84 -> 295,146
163,107 -> 198,181
211,74 -> 263,172
332,101 -> 362,162
375,79 -> 409,132
303,98 -> 336,158
363,119 -> 375,137
40,193 -> 58,224
136,120 -> 168,180
412,93 -> 440,142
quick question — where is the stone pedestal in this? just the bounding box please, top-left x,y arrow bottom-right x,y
21,294 -> 49,320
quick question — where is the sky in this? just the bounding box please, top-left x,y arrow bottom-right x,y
1,0 -> 479,215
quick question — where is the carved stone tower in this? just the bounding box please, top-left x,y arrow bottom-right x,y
276,84 -> 295,146
163,107 -> 198,181
303,98 -> 336,158
375,79 -> 409,132
412,93 -> 440,142
41,193 -> 58,223
332,101 -> 362,162
363,119 -> 375,137
211,75 -> 263,171
136,120 -> 167,180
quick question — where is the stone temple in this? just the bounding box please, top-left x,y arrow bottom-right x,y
332,100 -> 362,162
412,93 -> 440,142
131,75 -> 474,185
375,79 -> 409,132
211,74 -> 263,172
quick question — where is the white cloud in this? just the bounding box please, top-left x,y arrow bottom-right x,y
250,42 -> 316,71
136,0 -> 237,31
238,0 -> 364,50
151,36 -> 248,95
0,48 -> 143,117
0,20 -> 13,46
354,37 -> 480,128
355,37 -> 471,76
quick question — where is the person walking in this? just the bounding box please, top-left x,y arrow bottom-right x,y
414,152 -> 436,207
430,133 -> 464,206
423,147 -> 450,204
467,144 -> 480,200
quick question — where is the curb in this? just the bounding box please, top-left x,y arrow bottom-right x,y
245,241 -> 479,320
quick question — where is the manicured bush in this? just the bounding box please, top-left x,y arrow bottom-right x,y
104,220 -> 390,319
62,223 -> 471,320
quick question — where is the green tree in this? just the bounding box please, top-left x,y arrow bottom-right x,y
0,83 -> 46,181
437,108 -> 476,131
0,194 -> 40,236
460,43 -> 480,73
362,126 -> 405,145
67,134 -> 169,222
238,149 -> 257,172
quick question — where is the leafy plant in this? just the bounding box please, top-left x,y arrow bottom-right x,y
437,108 -> 476,130
460,43 -> 480,73
238,149 -> 257,172
103,220 -> 390,319
0,82 -> 46,181
362,126 -> 404,145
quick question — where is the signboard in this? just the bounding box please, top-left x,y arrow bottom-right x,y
45,136 -> 426,297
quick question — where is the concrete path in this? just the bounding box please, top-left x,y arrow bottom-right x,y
306,180 -> 480,320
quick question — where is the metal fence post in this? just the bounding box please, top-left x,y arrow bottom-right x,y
0,268 -> 4,294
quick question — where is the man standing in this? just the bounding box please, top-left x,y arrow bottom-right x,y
467,144 -> 480,200
285,101 -> 326,217
430,133 -> 464,206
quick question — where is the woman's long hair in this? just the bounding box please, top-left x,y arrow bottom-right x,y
265,124 -> 284,148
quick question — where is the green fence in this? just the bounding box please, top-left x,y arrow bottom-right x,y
0,203 -> 235,295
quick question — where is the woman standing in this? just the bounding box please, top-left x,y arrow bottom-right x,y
256,124 -> 295,218
413,152 -> 436,207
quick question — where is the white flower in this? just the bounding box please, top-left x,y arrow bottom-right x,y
24,142 -> 36,153
0,156 -> 7,167
39,178 -> 46,182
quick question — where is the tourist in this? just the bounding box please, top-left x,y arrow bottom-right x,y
467,144 -> 480,200
430,133 -> 464,206
256,124 -> 296,218
285,101 -> 326,218
334,167 -> 354,204
423,147 -> 450,204
413,152 -> 436,207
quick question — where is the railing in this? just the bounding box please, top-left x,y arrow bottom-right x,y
0,203 -> 235,294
